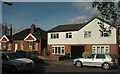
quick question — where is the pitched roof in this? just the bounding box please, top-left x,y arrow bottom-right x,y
48,17 -> 116,32
12,27 -> 46,41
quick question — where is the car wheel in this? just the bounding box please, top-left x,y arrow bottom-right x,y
76,61 -> 82,68
10,66 -> 17,73
102,63 -> 110,70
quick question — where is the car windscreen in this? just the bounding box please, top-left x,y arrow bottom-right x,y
7,53 -> 25,60
7,53 -> 17,60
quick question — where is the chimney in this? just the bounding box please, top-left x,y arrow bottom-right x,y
31,24 -> 35,34
9,24 -> 12,36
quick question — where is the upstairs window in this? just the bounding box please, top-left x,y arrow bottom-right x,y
66,33 -> 72,38
84,31 -> 91,38
51,33 -> 59,39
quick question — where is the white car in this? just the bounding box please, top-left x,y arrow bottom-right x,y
73,54 -> 116,70
1,52 -> 35,73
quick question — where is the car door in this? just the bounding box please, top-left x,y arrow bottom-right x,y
2,53 -> 10,68
93,54 -> 105,66
82,54 -> 95,66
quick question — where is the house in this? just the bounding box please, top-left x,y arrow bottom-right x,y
0,24 -> 47,53
0,24 -> 10,49
47,17 -> 119,59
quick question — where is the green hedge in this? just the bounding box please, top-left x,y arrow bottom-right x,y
1,48 -> 7,51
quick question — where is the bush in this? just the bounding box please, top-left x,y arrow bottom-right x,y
82,51 -> 91,58
111,54 -> 120,59
16,49 -> 23,52
1,48 -> 7,51
27,49 -> 38,55
46,51 -> 50,56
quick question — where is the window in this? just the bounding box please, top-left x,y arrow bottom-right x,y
102,31 -> 110,37
20,42 -> 23,50
7,43 -> 11,50
29,42 -> 32,50
96,54 -> 105,59
86,54 -> 95,59
52,46 -> 65,55
34,42 -> 38,51
92,45 -> 109,54
3,42 -> 6,48
84,31 -> 91,38
51,33 -> 59,39
66,33 -> 72,38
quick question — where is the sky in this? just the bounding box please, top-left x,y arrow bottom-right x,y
2,2 -> 100,34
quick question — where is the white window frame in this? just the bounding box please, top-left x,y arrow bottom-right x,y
20,42 -> 23,50
51,33 -> 59,39
3,42 -> 6,48
7,43 -> 11,50
34,42 -> 38,51
92,45 -> 109,54
84,31 -> 91,38
29,42 -> 32,50
66,33 -> 72,38
52,46 -> 65,55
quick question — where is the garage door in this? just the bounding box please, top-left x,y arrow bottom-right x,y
71,46 -> 85,59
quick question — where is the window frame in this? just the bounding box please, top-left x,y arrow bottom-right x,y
92,45 -> 109,54
66,33 -> 72,38
84,31 -> 91,38
29,42 -> 32,50
7,43 -> 11,50
51,33 -> 59,39
52,46 -> 65,55
20,42 -> 23,50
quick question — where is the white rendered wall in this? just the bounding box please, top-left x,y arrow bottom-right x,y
48,18 -> 116,45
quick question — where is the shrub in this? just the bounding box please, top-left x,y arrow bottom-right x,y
82,51 -> 91,58
27,49 -> 38,55
111,54 -> 120,59
16,49 -> 23,52
1,48 -> 7,51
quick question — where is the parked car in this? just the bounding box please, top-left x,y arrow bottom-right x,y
1,52 -> 35,73
16,51 -> 40,62
73,54 -> 116,70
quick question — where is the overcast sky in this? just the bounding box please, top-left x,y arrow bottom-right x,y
2,2 -> 99,34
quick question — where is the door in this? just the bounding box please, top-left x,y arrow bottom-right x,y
71,46 -> 85,59
83,54 -> 95,66
15,43 -> 17,52
93,54 -> 105,66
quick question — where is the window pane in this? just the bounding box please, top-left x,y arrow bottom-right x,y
87,54 -> 95,58
96,54 -> 105,59
51,34 -> 53,39
58,47 -> 60,54
29,42 -> 32,50
66,33 -> 68,38
57,34 -> 59,38
55,47 -> 57,54
52,47 -> 55,54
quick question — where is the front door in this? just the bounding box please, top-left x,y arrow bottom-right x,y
15,42 -> 17,52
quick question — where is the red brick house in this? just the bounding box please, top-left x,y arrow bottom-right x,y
0,24 -> 47,53
47,17 -> 119,59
